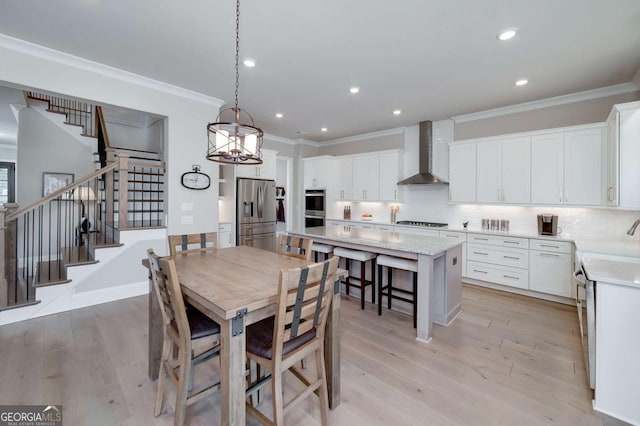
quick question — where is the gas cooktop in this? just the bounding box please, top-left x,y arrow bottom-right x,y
395,221 -> 448,228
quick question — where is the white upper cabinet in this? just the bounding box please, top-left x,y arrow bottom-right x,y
235,149 -> 277,180
531,126 -> 604,205
476,141 -> 502,203
531,133 -> 564,205
303,156 -> 333,189
501,137 -> 531,204
378,151 -> 402,201
335,157 -> 353,200
608,101 -> 640,210
563,128 -> 603,205
449,143 -> 476,203
353,155 -> 379,201
476,137 -> 530,204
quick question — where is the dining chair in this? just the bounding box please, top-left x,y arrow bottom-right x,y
168,232 -> 217,256
245,256 -> 340,425
276,234 -> 313,262
147,249 -> 221,426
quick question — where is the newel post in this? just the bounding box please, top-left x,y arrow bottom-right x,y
118,154 -> 129,230
0,203 -> 18,308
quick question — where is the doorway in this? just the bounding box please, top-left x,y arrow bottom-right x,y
0,162 -> 15,204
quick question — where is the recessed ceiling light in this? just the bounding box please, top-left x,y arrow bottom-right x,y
243,58 -> 256,67
275,113 -> 283,118
349,87 -> 360,94
515,79 -> 528,86
321,127 -> 328,132
393,109 -> 402,115
498,29 -> 517,41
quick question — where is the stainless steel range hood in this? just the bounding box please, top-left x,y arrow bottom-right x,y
397,121 -> 448,185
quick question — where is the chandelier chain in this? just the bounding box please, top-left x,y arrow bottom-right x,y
234,0 -> 240,112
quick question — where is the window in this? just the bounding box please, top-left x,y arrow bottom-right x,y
0,162 -> 15,204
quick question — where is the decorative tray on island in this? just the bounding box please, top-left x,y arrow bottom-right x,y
361,215 -> 374,221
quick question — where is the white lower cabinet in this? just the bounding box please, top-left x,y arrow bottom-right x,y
464,233 -> 529,290
218,223 -> 233,248
467,261 -> 529,289
528,239 -> 572,297
395,226 -> 439,237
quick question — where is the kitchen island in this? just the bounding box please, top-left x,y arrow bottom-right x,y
292,225 -> 463,343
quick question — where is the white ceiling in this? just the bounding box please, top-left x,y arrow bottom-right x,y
1,0 -> 639,142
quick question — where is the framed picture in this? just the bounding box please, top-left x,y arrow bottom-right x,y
43,172 -> 74,198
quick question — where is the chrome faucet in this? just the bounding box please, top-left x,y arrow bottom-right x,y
627,218 -> 640,236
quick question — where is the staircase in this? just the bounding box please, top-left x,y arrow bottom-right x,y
0,92 -> 167,319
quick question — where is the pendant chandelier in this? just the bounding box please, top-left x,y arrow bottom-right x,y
206,0 -> 263,165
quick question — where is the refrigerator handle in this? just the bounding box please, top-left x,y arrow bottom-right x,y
257,183 -> 263,219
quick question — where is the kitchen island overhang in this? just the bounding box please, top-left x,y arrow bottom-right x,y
291,225 -> 463,343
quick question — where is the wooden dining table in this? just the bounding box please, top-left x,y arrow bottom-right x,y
144,245 -> 343,425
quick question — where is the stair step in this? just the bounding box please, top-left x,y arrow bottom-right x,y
111,146 -> 160,155
0,299 -> 41,313
35,260 -> 69,286
87,232 -> 122,249
62,246 -> 98,266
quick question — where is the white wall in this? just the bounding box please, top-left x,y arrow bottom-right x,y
0,145 -> 16,162
17,107 -> 95,206
0,35 -> 223,233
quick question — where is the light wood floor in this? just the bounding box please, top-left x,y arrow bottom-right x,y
0,284 -> 628,425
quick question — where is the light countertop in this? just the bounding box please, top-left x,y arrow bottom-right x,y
292,226 -> 462,256
580,254 -> 640,288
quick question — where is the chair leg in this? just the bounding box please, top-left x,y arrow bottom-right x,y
272,365 -> 284,425
388,268 -> 393,310
377,264 -> 383,316
345,259 -> 350,295
154,338 -> 171,416
371,260 -> 376,304
360,261 -> 366,310
316,347 -> 330,426
174,349 -> 191,426
413,272 -> 418,329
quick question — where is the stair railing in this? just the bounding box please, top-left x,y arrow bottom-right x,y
96,106 -> 111,169
27,92 -> 96,137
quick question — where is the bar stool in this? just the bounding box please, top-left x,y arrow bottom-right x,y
377,255 -> 418,328
334,247 -> 377,310
311,243 -> 334,262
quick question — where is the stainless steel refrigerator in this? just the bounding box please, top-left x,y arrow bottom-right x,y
236,178 -> 277,252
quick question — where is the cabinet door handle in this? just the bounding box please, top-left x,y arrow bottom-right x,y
502,188 -> 505,202
394,189 -> 397,200
497,188 -> 500,202
474,237 -> 488,241
503,255 -> 520,260
445,235 -> 460,238
503,275 -> 519,280
503,241 -> 519,245
473,269 -> 488,274
540,244 -> 559,248
540,252 -> 559,257
473,251 -> 488,255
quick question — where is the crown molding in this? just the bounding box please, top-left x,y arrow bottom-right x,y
0,33 -> 224,108
297,138 -> 320,147
452,82 -> 639,123
263,133 -> 299,145
320,127 -> 405,146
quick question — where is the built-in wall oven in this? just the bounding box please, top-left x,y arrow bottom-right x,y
574,260 -> 595,390
304,189 -> 325,228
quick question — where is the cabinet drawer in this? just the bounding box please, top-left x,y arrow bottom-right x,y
395,226 -> 439,237
467,233 -> 529,248
218,223 -> 232,233
326,220 -> 343,227
529,239 -> 572,254
439,231 -> 467,241
467,261 -> 529,289
467,243 -> 529,269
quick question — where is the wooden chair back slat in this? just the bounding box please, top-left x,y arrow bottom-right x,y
276,234 -> 313,261
147,249 -> 191,347
273,257 -> 338,360
168,232 -> 217,256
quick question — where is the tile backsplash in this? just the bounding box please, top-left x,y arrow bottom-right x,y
329,185 -> 640,240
